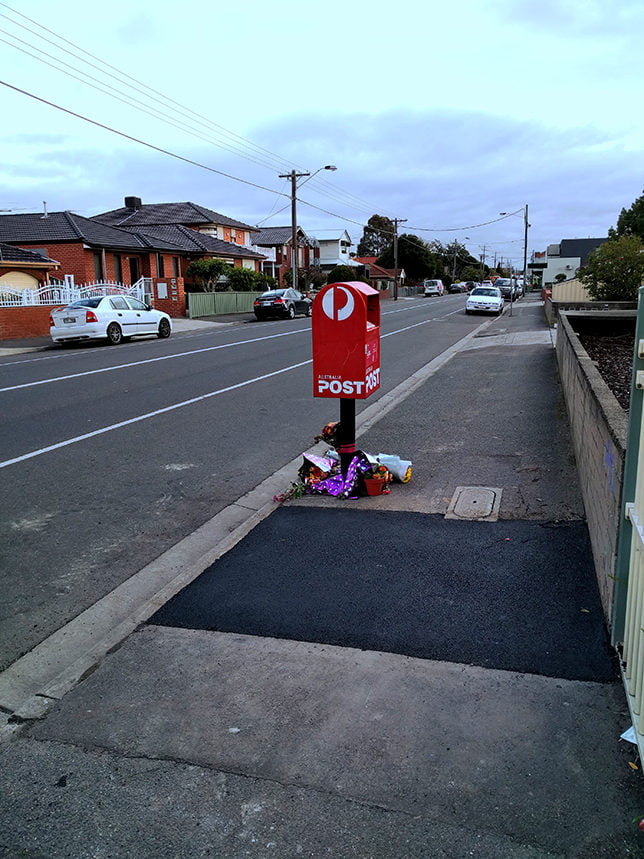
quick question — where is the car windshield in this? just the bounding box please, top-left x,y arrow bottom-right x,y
471,288 -> 498,297
66,297 -> 104,308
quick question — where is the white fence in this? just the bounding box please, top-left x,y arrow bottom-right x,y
0,276 -> 152,307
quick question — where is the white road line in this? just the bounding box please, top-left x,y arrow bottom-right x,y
0,360 -> 311,470
0,328 -> 310,392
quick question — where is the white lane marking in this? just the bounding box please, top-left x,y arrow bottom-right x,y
0,360 -> 311,470
0,313 -> 474,469
0,328 -> 310,392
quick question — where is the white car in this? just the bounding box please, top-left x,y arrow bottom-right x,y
50,295 -> 172,345
423,279 -> 445,297
465,286 -> 504,316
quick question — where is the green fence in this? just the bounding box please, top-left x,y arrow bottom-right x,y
187,291 -> 264,318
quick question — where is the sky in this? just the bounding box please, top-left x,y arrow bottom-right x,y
1,0 -> 643,269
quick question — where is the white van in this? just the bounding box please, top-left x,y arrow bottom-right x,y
423,279 -> 445,297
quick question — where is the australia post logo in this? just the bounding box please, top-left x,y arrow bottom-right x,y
321,285 -> 355,321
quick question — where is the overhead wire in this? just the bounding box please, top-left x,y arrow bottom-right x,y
0,7 -> 528,244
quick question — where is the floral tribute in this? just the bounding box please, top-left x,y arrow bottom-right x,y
273,423 -> 412,503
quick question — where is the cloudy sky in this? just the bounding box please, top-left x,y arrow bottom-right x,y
1,0 -> 642,268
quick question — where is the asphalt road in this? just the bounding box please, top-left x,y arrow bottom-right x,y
0,293 -> 482,670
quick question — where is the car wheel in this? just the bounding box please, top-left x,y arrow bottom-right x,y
305,304 -> 312,317
106,322 -> 123,345
157,318 -> 171,339
465,309 -> 471,315
288,305 -> 295,319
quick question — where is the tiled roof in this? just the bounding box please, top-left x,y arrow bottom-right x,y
0,211 -> 150,250
0,242 -> 58,264
119,224 -> 266,259
93,201 -> 254,231
354,257 -> 395,279
250,226 -> 315,247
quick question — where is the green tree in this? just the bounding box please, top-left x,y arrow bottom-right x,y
377,234 -> 440,282
579,234 -> 644,300
554,273 -> 567,283
326,264 -> 366,284
356,214 -> 394,257
185,257 -> 229,291
611,189 -> 644,240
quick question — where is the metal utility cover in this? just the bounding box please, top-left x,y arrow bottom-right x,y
445,486 -> 502,522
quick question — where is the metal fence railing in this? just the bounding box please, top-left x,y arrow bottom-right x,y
0,277 -> 149,307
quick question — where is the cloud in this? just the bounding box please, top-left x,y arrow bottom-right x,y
2,105 -> 640,259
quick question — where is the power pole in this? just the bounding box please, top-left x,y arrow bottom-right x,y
479,245 -> 487,282
393,217 -> 407,301
278,169 -> 310,292
523,204 -> 529,290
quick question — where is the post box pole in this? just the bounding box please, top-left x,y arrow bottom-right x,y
338,398 -> 356,476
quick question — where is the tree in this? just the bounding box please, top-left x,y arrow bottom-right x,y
326,264 -> 366,284
554,273 -> 567,283
377,234 -> 440,282
611,189 -> 644,240
356,214 -> 394,257
185,258 -> 230,291
579,234 -> 644,300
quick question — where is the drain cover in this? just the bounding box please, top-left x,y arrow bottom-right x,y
445,486 -> 502,521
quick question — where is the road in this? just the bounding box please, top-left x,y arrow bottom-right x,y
0,293 -> 483,670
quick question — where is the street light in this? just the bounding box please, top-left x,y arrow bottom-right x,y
499,205 -> 530,315
452,236 -> 470,279
278,165 -> 337,291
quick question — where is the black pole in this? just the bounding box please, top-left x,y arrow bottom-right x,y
338,398 -> 356,476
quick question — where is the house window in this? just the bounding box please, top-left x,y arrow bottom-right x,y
93,252 -> 103,280
156,253 -> 165,277
113,254 -> 122,283
172,256 -> 179,277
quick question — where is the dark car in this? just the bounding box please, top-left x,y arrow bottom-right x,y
253,288 -> 312,320
448,282 -> 467,293
495,278 -> 517,301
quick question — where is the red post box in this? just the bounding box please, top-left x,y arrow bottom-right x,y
312,281 -> 380,399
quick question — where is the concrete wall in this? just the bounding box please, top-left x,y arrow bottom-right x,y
556,312 -> 629,625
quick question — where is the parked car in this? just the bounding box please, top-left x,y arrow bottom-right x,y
494,278 -> 519,301
465,285 -> 504,315
253,288 -> 312,320
423,279 -> 445,297
463,281 -> 480,292
448,282 -> 467,293
50,295 -> 172,345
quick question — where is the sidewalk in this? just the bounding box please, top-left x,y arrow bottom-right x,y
1,298 -> 643,857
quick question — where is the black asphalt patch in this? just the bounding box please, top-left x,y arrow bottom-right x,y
149,508 -> 618,682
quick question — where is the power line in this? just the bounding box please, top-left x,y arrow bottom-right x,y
0,80 -> 289,198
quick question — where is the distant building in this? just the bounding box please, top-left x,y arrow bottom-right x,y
529,237 -> 608,285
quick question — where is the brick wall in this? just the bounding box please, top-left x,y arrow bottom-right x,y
556,312 -> 629,625
0,306 -> 52,339
151,277 -> 186,318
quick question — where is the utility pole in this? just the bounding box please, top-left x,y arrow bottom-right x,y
278,169 -> 310,292
479,245 -> 487,282
523,203 -> 529,291
393,217 -> 407,301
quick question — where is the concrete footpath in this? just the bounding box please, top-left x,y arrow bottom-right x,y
2,298 -> 644,858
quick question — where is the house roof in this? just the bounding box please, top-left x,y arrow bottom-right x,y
0,211 -> 159,251
93,200 -> 254,231
559,238 -> 608,266
0,242 -> 59,265
353,257 -> 396,279
250,226 -> 315,247
118,224 -> 266,259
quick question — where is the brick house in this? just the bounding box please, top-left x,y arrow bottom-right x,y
0,210 -> 185,286
249,226 -> 319,285
93,197 -> 266,282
